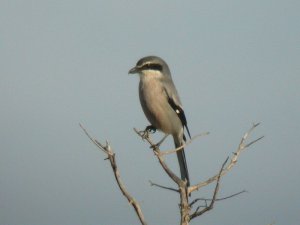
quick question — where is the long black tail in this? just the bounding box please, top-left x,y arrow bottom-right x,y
174,138 -> 190,186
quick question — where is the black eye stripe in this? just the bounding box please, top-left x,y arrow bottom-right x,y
141,63 -> 162,71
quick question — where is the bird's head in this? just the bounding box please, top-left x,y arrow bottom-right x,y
128,56 -> 171,79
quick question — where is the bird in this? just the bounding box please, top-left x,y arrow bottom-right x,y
129,56 -> 191,186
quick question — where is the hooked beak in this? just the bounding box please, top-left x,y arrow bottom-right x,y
128,66 -> 139,74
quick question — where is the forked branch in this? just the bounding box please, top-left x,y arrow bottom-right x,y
134,123 -> 262,224
134,128 -> 190,225
81,122 -> 262,225
190,157 -> 228,219
189,123 -> 264,194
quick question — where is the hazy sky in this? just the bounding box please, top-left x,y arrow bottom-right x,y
1,1 -> 299,225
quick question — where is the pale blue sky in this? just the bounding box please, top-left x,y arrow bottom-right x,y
1,1 -> 299,225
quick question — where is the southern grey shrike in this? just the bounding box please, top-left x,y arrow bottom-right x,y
129,56 -> 191,186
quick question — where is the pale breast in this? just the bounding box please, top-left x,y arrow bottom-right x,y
139,76 -> 182,135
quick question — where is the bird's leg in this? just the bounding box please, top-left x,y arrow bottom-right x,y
139,125 -> 157,139
151,134 -> 169,149
139,126 -> 168,149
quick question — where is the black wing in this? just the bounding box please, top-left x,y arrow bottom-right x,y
165,90 -> 191,139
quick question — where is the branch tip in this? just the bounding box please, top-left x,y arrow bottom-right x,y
189,123 -> 263,195
81,124 -> 147,225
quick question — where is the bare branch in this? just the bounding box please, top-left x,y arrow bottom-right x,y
86,123 -> 262,225
245,135 -> 264,148
80,124 -> 147,225
134,127 -> 190,225
190,157 -> 228,220
189,123 -> 263,194
160,132 -> 210,156
149,180 -> 179,192
79,123 -> 111,155
134,124 -> 262,224
134,128 -> 183,185
189,190 -> 247,207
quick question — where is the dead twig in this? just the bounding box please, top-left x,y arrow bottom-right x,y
134,128 -> 183,185
80,124 -> 147,225
160,132 -> 210,156
189,123 -> 264,194
189,190 -> 247,207
190,157 -> 228,219
134,127 -> 190,225
149,180 -> 179,192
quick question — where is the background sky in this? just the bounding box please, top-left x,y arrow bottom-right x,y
1,1 -> 299,225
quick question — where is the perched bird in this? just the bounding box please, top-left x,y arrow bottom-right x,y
129,56 -> 191,186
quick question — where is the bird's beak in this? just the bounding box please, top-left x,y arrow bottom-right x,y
128,66 -> 138,74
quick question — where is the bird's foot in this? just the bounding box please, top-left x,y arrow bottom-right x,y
145,125 -> 157,133
139,125 -> 157,139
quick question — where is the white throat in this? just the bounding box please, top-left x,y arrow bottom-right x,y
139,70 -> 163,82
